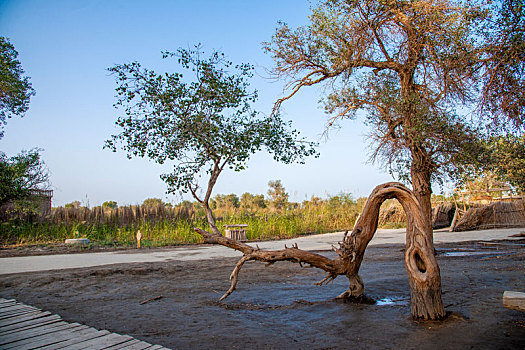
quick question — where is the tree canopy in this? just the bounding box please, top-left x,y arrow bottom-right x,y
264,0 -> 522,221
478,0 -> 525,129
465,134 -> 525,193
267,179 -> 289,210
107,46 -> 317,233
142,198 -> 165,208
102,201 -> 118,209
0,149 -> 49,206
0,37 -> 35,139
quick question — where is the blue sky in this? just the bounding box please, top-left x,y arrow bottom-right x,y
0,0 -> 392,207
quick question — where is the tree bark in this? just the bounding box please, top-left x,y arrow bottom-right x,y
195,182 -> 445,320
410,153 -> 433,236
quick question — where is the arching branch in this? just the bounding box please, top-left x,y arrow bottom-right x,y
195,182 -> 445,320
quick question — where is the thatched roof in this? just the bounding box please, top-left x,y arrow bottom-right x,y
431,203 -> 455,229
451,200 -> 525,232
378,201 -> 406,227
378,201 -> 457,229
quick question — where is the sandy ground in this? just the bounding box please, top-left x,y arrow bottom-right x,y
1,239 -> 524,349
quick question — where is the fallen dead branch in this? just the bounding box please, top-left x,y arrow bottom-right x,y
140,295 -> 163,305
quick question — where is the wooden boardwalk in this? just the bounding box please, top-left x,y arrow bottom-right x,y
0,298 -> 170,349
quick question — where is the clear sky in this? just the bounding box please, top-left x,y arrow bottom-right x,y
0,0 -> 393,207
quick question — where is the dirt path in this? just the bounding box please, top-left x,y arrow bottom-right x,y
1,240 -> 524,349
1,227 -> 523,274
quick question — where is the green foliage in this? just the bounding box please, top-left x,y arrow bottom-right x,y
479,0 -> 525,129
350,71 -> 484,185
0,37 -> 35,139
64,201 -> 81,209
267,180 -> 288,210
102,201 -> 118,209
1,191 -> 366,246
142,198 -> 165,207
0,149 -> 49,206
487,134 -> 525,192
106,46 -> 318,204
240,192 -> 266,210
264,0 -> 522,217
211,194 -> 240,210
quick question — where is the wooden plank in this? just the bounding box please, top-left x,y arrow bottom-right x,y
0,311 -> 53,327
0,304 -> 37,311
103,339 -> 141,349
0,313 -> 61,331
2,324 -> 93,349
0,305 -> 40,316
0,309 -> 39,321
0,299 -> 171,350
0,314 -> 61,333
104,339 -> 154,350
1,322 -> 83,349
0,302 -> 37,310
0,316 -> 66,336
0,302 -> 19,309
503,291 -> 525,311
63,333 -> 134,349
0,321 -> 73,345
0,307 -> 40,319
38,330 -> 112,350
0,307 -> 40,318
1,317 -> 63,336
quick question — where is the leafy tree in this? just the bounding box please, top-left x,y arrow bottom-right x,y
142,198 -> 165,208
64,201 -> 81,209
267,180 -> 288,210
0,149 -> 49,206
211,194 -> 240,210
264,0 -> 518,222
487,134 -> 525,192
0,37 -> 35,139
107,46 -> 317,234
240,192 -> 266,210
102,200 -> 118,209
478,0 -> 525,129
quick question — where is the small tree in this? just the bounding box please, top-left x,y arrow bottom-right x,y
102,201 -> 118,209
64,201 -> 81,209
267,180 -> 288,210
489,135 -> 525,193
0,37 -> 35,139
467,134 -> 525,194
0,149 -> 49,206
107,46 -> 317,234
142,198 -> 165,208
240,192 -> 266,210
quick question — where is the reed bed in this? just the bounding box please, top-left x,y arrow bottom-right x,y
0,196 -> 364,247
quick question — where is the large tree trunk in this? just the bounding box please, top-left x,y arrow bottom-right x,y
195,182 -> 445,320
398,70 -> 434,231
410,154 -> 433,233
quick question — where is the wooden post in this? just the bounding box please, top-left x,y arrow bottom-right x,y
136,230 -> 142,248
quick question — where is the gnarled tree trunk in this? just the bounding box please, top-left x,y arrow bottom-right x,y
195,182 -> 445,320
